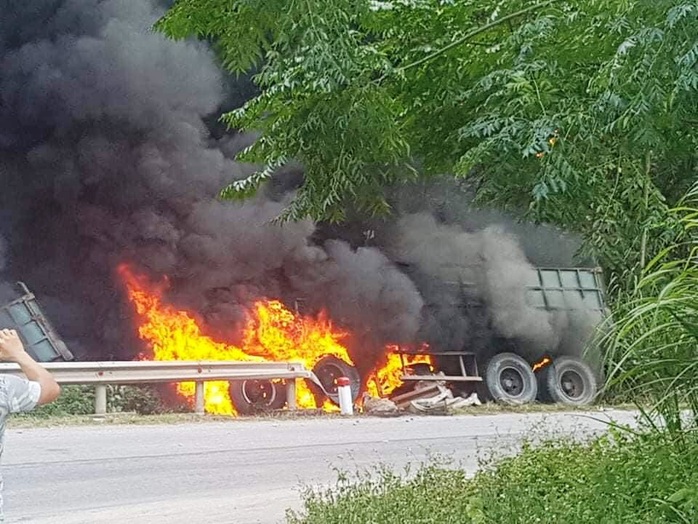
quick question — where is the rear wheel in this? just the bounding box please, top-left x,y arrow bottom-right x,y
539,356 -> 597,406
312,355 -> 361,405
484,353 -> 537,404
229,379 -> 287,415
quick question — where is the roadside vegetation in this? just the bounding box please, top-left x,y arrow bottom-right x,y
17,384 -> 190,418
286,430 -> 698,524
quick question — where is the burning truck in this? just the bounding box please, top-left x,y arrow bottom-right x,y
114,265 -> 605,414
0,262 -> 607,416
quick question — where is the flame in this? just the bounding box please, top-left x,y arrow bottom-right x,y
118,264 -> 354,415
366,345 -> 433,398
532,356 -> 552,372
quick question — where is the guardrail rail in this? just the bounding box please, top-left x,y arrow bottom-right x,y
0,360 -> 322,416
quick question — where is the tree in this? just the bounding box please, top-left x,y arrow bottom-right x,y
156,0 -> 698,290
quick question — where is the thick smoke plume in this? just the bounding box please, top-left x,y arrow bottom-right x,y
0,0 -> 601,372
0,0 -> 422,368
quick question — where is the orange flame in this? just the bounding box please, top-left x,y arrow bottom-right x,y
118,264 -> 354,415
532,356 -> 552,372
366,345 -> 433,398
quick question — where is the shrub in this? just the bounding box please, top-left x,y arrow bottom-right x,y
26,384 -> 190,417
286,430 -> 698,524
473,430 -> 698,523
30,385 -> 96,416
286,461 -> 478,524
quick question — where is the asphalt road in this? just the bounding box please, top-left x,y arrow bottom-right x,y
2,410 -> 638,524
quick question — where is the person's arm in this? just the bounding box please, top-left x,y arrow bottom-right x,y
0,329 -> 61,405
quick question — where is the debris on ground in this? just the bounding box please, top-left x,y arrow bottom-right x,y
361,392 -> 399,415
407,385 -> 481,414
361,377 -> 482,416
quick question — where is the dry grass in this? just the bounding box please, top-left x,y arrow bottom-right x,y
8,401 -> 638,428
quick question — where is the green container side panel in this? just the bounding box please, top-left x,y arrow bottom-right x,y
431,267 -> 607,313
525,268 -> 606,311
0,283 -> 74,362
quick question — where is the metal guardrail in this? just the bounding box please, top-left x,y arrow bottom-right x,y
0,360 -> 321,416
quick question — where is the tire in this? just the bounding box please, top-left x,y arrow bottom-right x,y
539,356 -> 598,406
312,355 -> 361,405
229,379 -> 287,415
484,353 -> 538,404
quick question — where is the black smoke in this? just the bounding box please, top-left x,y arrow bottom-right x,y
0,0 -> 600,374
0,0 -> 423,368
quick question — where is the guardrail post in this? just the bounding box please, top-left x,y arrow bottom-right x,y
195,381 -> 205,415
286,379 -> 296,411
95,385 -> 107,416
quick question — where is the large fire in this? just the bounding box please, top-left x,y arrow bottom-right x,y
118,264 -> 429,415
119,264 -> 354,414
365,346 -> 433,398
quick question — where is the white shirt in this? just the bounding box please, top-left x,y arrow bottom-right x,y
0,376 -> 41,522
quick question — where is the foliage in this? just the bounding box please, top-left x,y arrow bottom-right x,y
456,0 -> 698,290
286,430 -> 698,523
473,430 -> 698,523
286,459 -> 482,524
25,384 -> 188,417
603,181 -> 698,433
155,0 -> 562,221
156,0 -> 697,289
28,385 -> 96,416
106,384 -> 189,415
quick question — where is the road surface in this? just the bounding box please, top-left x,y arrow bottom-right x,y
3,410 -> 638,524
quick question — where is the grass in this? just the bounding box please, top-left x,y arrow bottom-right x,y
286,428 -> 698,524
8,398 -> 637,429
8,412 -> 229,428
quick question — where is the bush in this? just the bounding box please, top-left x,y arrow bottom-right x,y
107,386 -> 190,415
473,430 -> 698,523
286,461 -> 479,524
286,430 -> 698,524
30,385 -> 96,416
26,384 -> 190,417
602,182 -> 698,432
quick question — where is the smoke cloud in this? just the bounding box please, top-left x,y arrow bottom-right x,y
0,0 -> 601,372
0,0 -> 423,368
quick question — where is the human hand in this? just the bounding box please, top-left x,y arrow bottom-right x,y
0,329 -> 28,362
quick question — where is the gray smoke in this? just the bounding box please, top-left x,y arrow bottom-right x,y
0,0 -> 601,373
381,213 -> 598,363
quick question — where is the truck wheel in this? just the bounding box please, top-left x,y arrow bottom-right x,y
484,353 -> 537,404
229,379 -> 287,415
539,356 -> 598,406
312,355 -> 361,405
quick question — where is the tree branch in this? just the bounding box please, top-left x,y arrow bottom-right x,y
379,0 -> 558,82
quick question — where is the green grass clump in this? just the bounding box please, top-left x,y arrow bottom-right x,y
473,430 -> 698,523
286,430 -> 698,524
17,384 -> 190,418
286,462 -> 480,524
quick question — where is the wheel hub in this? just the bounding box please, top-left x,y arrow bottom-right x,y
560,370 -> 584,399
242,380 -> 276,405
316,363 -> 344,395
500,367 -> 524,397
